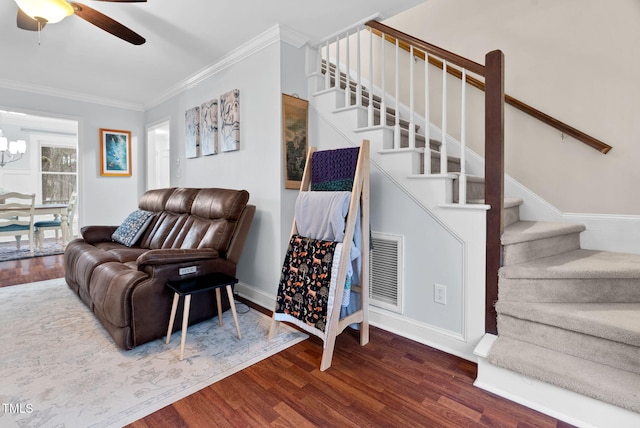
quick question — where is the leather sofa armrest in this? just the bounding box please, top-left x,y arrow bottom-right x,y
81,225 -> 119,243
226,204 -> 256,265
136,248 -> 219,268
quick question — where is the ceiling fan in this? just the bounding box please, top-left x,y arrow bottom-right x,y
15,0 -> 146,45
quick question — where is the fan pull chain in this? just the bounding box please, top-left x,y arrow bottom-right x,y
37,20 -> 42,45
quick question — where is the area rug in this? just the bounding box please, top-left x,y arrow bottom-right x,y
0,240 -> 64,262
0,278 -> 307,428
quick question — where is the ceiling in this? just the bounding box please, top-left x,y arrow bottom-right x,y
0,0 -> 424,110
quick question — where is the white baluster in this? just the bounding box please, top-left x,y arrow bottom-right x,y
459,68 -> 468,204
380,33 -> 386,127
325,40 -> 330,89
356,28 -> 362,106
344,30 -> 350,107
440,59 -> 448,174
394,38 -> 401,149
424,52 -> 431,174
368,27 -> 374,127
335,36 -> 340,90
409,45 -> 416,149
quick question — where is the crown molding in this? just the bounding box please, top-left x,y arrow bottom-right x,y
0,23 -> 309,112
0,78 -> 144,112
279,24 -> 310,48
144,24 -> 309,109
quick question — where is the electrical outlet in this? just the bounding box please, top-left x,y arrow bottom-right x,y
434,284 -> 447,305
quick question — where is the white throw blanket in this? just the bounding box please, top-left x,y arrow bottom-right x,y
294,191 -> 351,242
294,191 -> 362,306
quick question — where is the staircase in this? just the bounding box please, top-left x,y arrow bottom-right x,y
484,202 -> 640,425
308,20 -> 640,427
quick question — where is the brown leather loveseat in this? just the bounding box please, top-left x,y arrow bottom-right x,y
64,187 -> 255,350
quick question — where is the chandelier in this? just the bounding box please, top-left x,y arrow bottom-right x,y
0,131 -> 27,167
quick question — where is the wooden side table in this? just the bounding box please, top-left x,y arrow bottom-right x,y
165,272 -> 242,360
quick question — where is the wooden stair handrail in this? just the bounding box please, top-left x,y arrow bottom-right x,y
366,20 -> 612,154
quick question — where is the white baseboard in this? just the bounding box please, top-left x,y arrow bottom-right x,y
235,281 -> 275,311
235,281 -> 477,362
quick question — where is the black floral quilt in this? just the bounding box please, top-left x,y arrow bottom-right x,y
274,234 -> 341,336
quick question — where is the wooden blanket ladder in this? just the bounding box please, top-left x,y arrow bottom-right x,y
268,140 -> 370,371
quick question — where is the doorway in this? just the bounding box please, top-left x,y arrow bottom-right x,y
0,109 -> 79,245
146,121 -> 170,190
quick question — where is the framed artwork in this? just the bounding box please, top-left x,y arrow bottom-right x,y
185,106 -> 200,158
282,94 -> 308,189
201,99 -> 218,155
100,128 -> 132,177
220,89 -> 240,152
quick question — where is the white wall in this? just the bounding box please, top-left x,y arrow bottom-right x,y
144,37 -> 308,297
0,87 -> 145,228
279,42 -> 309,257
386,0 -> 640,215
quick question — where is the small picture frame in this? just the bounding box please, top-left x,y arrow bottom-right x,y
282,94 -> 308,189
100,128 -> 132,177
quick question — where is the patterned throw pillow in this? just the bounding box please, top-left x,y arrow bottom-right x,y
111,210 -> 155,247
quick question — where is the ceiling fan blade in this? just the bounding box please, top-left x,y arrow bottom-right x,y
70,2 -> 145,45
17,7 -> 45,31
91,1 -> 147,2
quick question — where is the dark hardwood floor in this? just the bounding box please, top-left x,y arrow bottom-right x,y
3,255 -> 574,427
0,253 -> 65,287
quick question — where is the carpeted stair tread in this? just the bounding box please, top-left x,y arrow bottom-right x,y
498,276 -> 640,303
488,336 -> 640,413
497,313 -> 640,375
466,197 -> 523,207
500,248 -> 640,279
496,301 -> 640,347
501,221 -> 585,245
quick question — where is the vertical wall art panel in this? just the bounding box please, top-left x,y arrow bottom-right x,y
201,99 -> 219,156
220,89 -> 240,152
185,106 -> 200,158
282,94 -> 308,189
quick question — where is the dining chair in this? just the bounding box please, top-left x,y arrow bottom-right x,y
35,192 -> 77,250
0,192 -> 36,256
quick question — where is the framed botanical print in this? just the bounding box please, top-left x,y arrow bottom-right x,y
282,94 -> 308,189
100,128 -> 132,177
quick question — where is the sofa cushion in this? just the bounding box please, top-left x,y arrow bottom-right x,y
138,188 -> 176,212
112,210 -> 155,247
191,188 -> 249,221
165,188 -> 200,213
140,212 -> 189,249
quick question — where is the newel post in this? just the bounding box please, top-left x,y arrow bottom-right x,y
484,50 -> 504,335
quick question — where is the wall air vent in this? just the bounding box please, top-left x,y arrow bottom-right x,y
369,232 -> 403,313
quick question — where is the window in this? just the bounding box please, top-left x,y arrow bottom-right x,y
41,145 -> 77,204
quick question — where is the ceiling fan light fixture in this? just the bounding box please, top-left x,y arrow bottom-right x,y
14,0 -> 74,24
